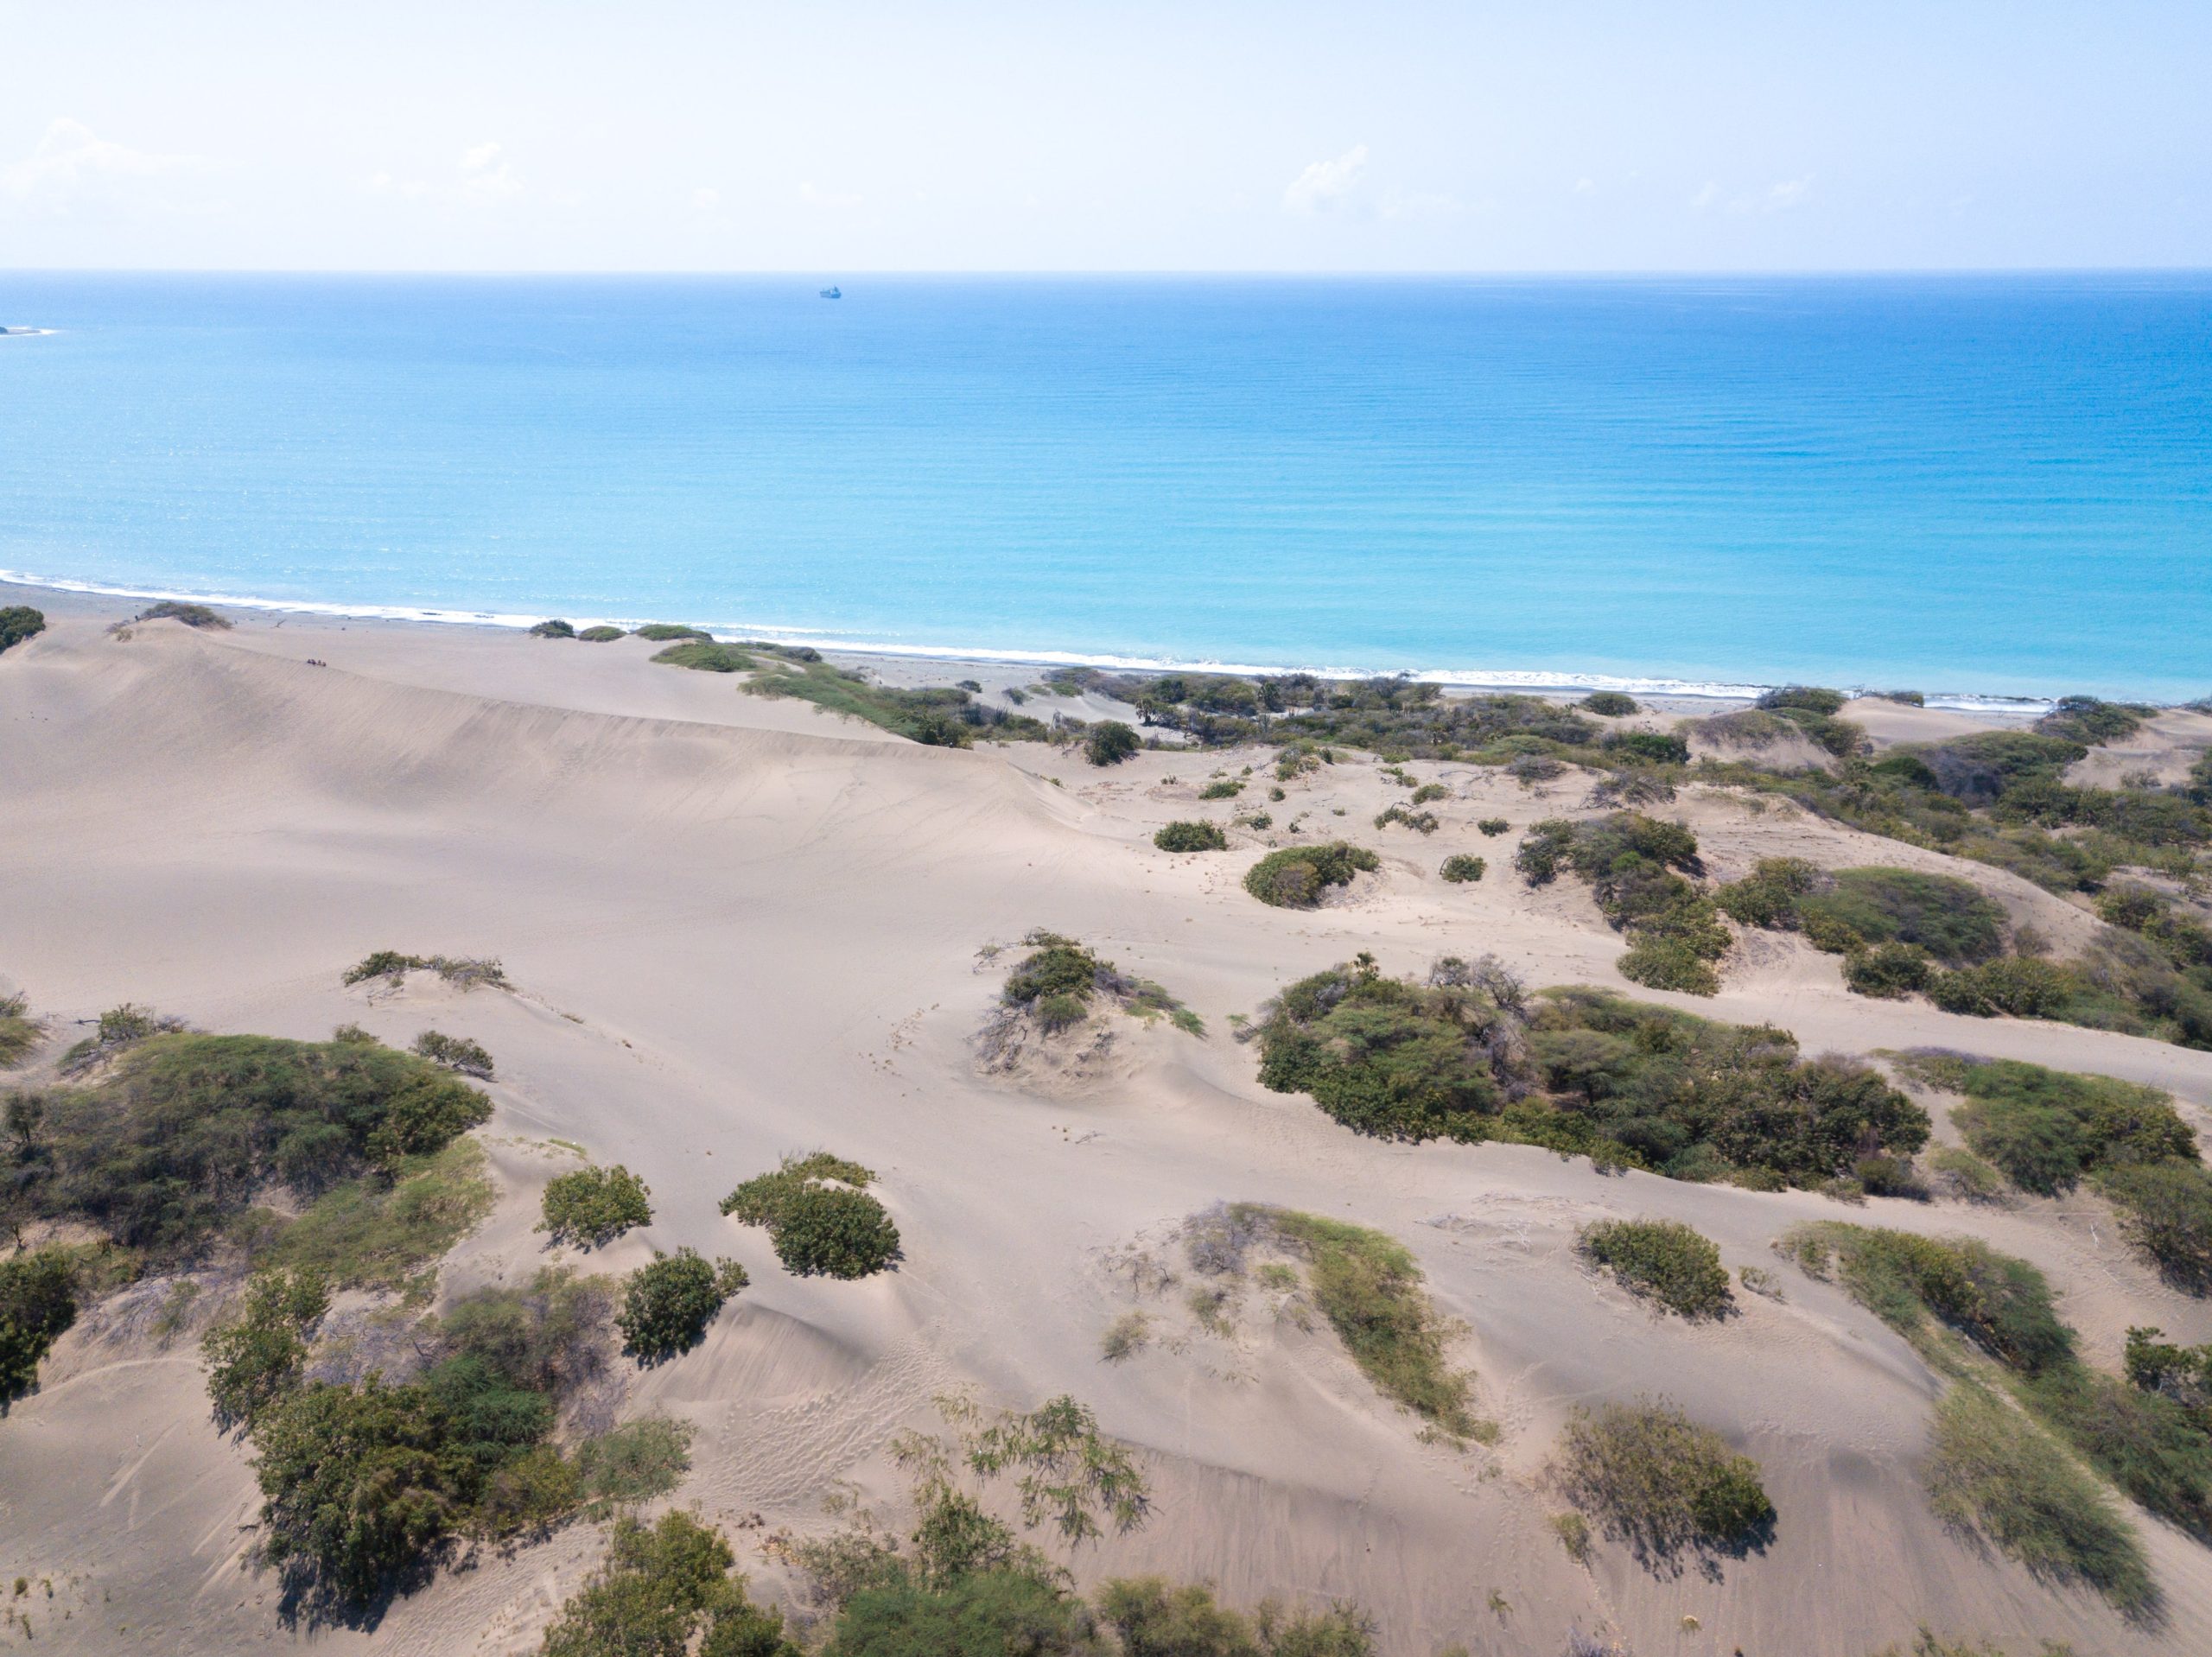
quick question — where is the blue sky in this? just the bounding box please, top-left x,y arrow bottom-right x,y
2,1 -> 2205,271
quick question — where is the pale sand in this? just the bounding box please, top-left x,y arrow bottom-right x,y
2,599 -> 2209,1656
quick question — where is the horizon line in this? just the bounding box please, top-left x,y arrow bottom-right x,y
5,264 -> 2212,282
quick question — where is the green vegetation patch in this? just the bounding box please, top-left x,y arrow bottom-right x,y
136,600 -> 231,630
1236,1205 -> 1484,1440
1243,841 -> 1379,909
995,931 -> 1200,1037
343,950 -> 510,990
529,619 -> 575,638
1578,1219 -> 1734,1320
1548,1400 -> 1775,1565
1580,691 -> 1639,716
2037,695 -> 2153,747
1439,854 -> 1484,883
0,606 -> 45,655
1252,961 -> 1928,1187
0,1248 -> 79,1404
1154,819 -> 1228,852
412,1028 -> 494,1077
539,1510 -> 796,1657
10,1032 -> 492,1267
741,655 -> 1052,748
721,1153 -> 900,1279
652,638 -> 756,672
262,1138 -> 495,1300
539,1163 -> 654,1248
632,623 -> 712,642
1086,721 -> 1141,765
1516,813 -> 1730,994
575,625 -> 626,642
619,1248 -> 750,1360
1097,1578 -> 1376,1657
0,992 -> 39,1067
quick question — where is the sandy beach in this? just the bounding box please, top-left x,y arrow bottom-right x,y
3,592 -> 2209,1657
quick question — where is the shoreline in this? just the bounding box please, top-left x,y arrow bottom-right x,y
0,567 -> 2069,713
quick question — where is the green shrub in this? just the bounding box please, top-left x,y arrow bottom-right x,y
438,1266 -> 618,1397
1478,817 -> 1509,836
1517,814 -> 1729,995
1894,1053 -> 2196,1199
1793,1223 -> 2074,1374
1439,854 -> 1484,884
1924,1385 -> 2152,1616
618,1249 -> 749,1362
136,600 -> 231,630
342,951 -> 510,989
1802,869 -> 2006,965
530,619 -> 576,638
721,1154 -> 900,1278
1154,820 -> 1227,852
828,1567 -> 1096,1657
1927,956 -> 2081,1019
540,1164 -> 654,1248
1845,944 -> 1932,998
17,1032 -> 491,1266
1409,783 -> 1450,805
2037,695 -> 2152,746
0,993 -> 38,1068
1096,1578 -> 1376,1657
1243,843 -> 1378,908
632,623 -> 712,642
652,639 -> 755,672
2096,1160 -> 2212,1293
1373,804 -> 1438,834
539,1509 -> 797,1657
1198,777 -> 1243,799
411,1028 -> 494,1077
1550,1400 -> 1774,1562
1036,992 -> 1087,1032
203,1267 -> 328,1427
1003,936 -> 1109,1004
1602,730 -> 1689,765
1578,1220 -> 1733,1320
1802,909 -> 1866,954
1617,936 -> 1721,995
1085,722 -> 1141,766
263,1138 -> 495,1298
1713,857 -> 1825,928
1580,691 -> 1639,716
1756,686 -> 1847,716
0,1248 -> 78,1403
576,625 -> 626,642
1237,1206 -> 1482,1439
575,1416 -> 695,1508
0,606 -> 45,655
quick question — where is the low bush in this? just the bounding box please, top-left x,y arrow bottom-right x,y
1925,1385 -> 2152,1616
1086,721 -> 1141,766
1154,820 -> 1227,852
1578,1220 -> 1733,1320
438,1266 -> 619,1400
1100,1311 -> 1150,1362
721,1153 -> 901,1278
1549,1400 -> 1774,1563
829,1568 -> 1097,1657
2037,695 -> 2152,747
1517,814 -> 1730,996
1096,1578 -> 1376,1657
1580,691 -> 1639,716
530,619 -> 576,638
539,1164 -> 654,1248
411,1028 -> 493,1077
55,1001 -> 187,1073
1439,854 -> 1484,883
573,1415 -> 695,1508
538,1509 -> 796,1657
343,950 -> 510,989
1807,869 -> 2007,966
1478,816 -> 1510,836
1409,783 -> 1450,805
136,600 -> 231,630
1373,804 -> 1439,834
1602,730 -> 1689,765
2097,1160 -> 2212,1293
0,992 -> 38,1067
618,1248 -> 750,1362
1243,843 -> 1378,909
1756,685 -> 1847,716
575,625 -> 626,642
1894,1052 -> 2195,1198
0,606 -> 45,655
0,1248 -> 79,1404
14,1032 -> 492,1267
652,639 -> 755,672
262,1138 -> 495,1298
1845,944 -> 1932,998
1198,777 -> 1244,799
632,623 -> 712,642
1235,1206 -> 1482,1439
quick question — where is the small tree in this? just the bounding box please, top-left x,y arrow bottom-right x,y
540,1164 -> 654,1248
1084,722 -> 1141,766
202,1267 -> 329,1427
618,1249 -> 748,1362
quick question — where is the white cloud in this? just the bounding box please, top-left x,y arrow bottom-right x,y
1691,175 -> 1813,216
692,187 -> 721,212
1283,143 -> 1369,213
1689,180 -> 1719,211
365,143 -> 520,205
1378,187 -> 1461,220
1573,176 -> 1596,195
1,117 -> 207,210
1758,176 -> 1810,212
798,180 -> 862,208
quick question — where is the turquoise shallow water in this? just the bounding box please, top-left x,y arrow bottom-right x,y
1,273 -> 2207,700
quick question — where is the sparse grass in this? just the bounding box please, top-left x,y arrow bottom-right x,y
1578,1220 -> 1734,1320
411,1028 -> 494,1077
1236,1205 -> 1485,1441
135,600 -> 230,630
1101,1311 -> 1150,1362
1243,842 -> 1379,909
56,1001 -> 187,1074
1929,1146 -> 2011,1204
0,993 -> 39,1067
1439,854 -> 1485,883
1549,1400 -> 1775,1565
262,1139 -> 494,1300
652,639 -> 756,672
1186,1284 -> 1236,1335
1155,820 -> 1228,852
1374,804 -> 1439,834
1548,1510 -> 1592,1563
720,1154 -> 899,1278
538,1164 -> 653,1248
343,950 -> 510,990
1926,1384 -> 2153,1617
1199,778 -> 1244,799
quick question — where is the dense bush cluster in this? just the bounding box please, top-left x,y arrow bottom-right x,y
135,600 -> 231,630
1580,691 -> 1638,716
1250,960 -> 1928,1187
1516,813 -> 1731,994
5,1032 -> 493,1266
530,619 -> 577,638
1549,1400 -> 1775,1563
1717,858 -> 2011,980
1243,842 -> 1379,909
0,605 -> 45,655
720,1153 -> 900,1279
1578,1219 -> 1733,1320
1084,721 -> 1141,765
1154,820 -> 1227,852
538,1509 -> 797,1657
1894,1052 -> 2211,1289
1438,854 -> 1484,883
619,1248 -> 751,1359
0,1248 -> 78,1403
539,1163 -> 654,1248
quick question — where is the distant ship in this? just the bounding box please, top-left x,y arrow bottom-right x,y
818,285 -> 842,299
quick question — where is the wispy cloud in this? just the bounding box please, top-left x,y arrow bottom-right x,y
1283,143 -> 1369,213
1,118 -> 207,211
367,142 -> 521,204
1690,175 -> 1812,215
799,180 -> 863,208
1379,186 -> 1461,220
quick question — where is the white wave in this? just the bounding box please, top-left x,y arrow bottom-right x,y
0,566 -> 2060,711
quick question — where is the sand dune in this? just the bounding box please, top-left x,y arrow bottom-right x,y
3,602 -> 2209,1655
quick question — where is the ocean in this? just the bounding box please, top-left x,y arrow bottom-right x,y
2,273 -> 2207,702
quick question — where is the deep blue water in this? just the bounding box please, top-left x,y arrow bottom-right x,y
2,273 -> 2208,700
